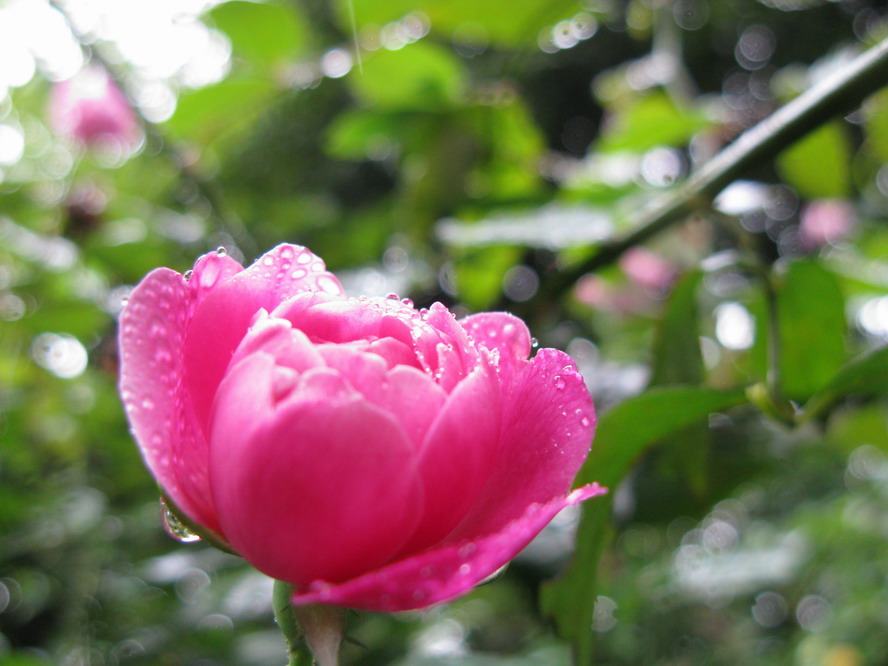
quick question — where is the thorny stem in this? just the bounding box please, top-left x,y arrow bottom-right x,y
272,580 -> 314,666
536,34 -> 888,302
48,0 -> 257,259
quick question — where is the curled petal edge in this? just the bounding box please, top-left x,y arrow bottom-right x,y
290,483 -> 607,612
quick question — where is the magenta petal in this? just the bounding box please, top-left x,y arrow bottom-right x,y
209,356 -> 423,586
448,349 -> 596,541
184,245 -> 342,433
118,254 -> 239,534
400,366 -> 501,553
460,312 -> 532,367
291,484 -> 607,612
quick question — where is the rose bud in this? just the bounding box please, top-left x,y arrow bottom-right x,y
119,244 -> 603,612
50,65 -> 141,156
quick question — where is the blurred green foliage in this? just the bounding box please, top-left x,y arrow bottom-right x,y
1,0 -> 888,664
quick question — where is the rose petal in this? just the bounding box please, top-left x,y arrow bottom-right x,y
318,344 -> 447,449
460,312 -> 532,367
291,484 -> 607,612
119,251 -> 242,533
209,355 -> 424,585
447,349 -> 596,541
398,366 -> 501,554
185,245 -> 342,435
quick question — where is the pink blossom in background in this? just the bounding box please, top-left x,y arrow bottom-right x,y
619,247 -> 676,292
799,199 -> 856,249
50,66 -> 141,155
118,244 -> 602,612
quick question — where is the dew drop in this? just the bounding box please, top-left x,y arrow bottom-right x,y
297,251 -> 312,264
291,268 -> 307,279
401,297 -> 414,308
479,564 -> 508,586
263,257 -> 274,266
581,416 -> 591,428
385,292 -> 400,300
183,270 -> 193,282
160,498 -> 202,544
141,398 -> 155,411
554,375 -> 566,390
215,246 -> 227,256
530,337 -> 539,348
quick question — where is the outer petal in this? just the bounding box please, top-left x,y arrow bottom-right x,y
291,484 -> 607,612
118,251 -> 242,534
209,354 -> 424,586
448,349 -> 596,541
184,244 -> 343,434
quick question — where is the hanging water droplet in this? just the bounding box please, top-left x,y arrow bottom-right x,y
479,564 -> 509,586
530,337 -> 539,348
160,498 -> 202,543
400,297 -> 414,308
554,375 -> 566,390
215,246 -> 227,256
183,270 -> 194,282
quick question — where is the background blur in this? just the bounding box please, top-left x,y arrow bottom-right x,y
2,0 -> 888,664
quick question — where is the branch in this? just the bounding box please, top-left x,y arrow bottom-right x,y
543,35 -> 888,298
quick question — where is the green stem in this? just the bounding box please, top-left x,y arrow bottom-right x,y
542,34 -> 888,298
273,581 -> 314,666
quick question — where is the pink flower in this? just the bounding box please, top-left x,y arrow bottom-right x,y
619,248 -> 676,292
119,244 -> 602,612
799,199 -> 855,249
50,66 -> 141,154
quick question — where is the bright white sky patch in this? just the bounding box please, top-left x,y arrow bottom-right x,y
715,301 -> 756,350
0,0 -> 231,104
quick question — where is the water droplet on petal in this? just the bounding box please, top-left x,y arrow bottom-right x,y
160,498 -> 202,543
183,270 -> 193,282
401,297 -> 414,308
479,564 -> 509,586
581,416 -> 591,428
530,337 -> 539,349
216,247 -> 227,256
141,398 -> 155,410
385,292 -> 400,301
554,375 -> 566,390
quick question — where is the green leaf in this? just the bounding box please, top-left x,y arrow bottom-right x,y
325,109 -> 401,160
804,345 -> 888,420
453,245 -> 521,309
542,387 -> 747,664
209,1 -> 308,66
165,78 -> 277,145
776,260 -> 847,401
862,88 -> 888,162
597,92 -> 710,153
776,121 -> 852,199
648,270 -> 709,496
333,0 -> 587,48
348,42 -> 465,111
649,270 -> 704,386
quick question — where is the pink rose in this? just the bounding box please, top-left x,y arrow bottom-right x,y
119,244 -> 602,611
50,66 -> 141,154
